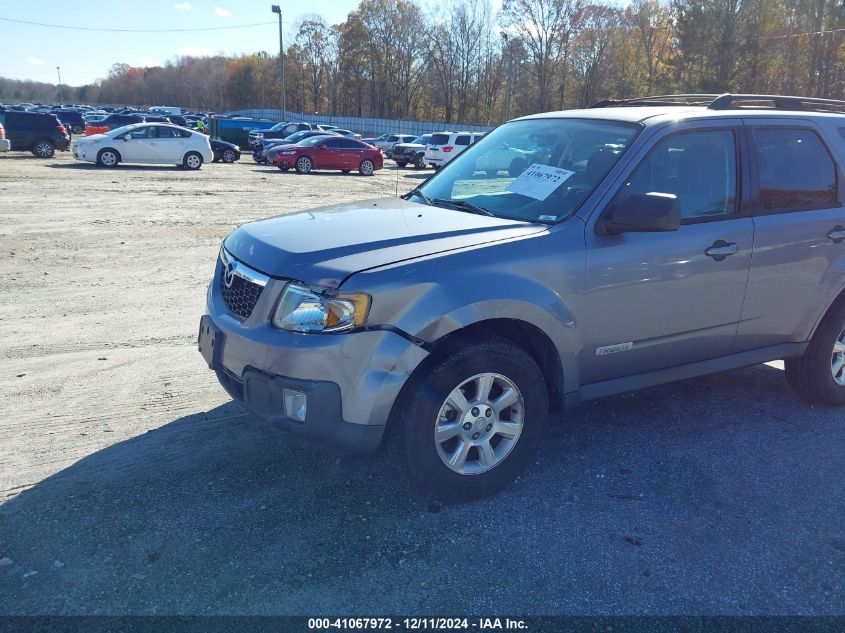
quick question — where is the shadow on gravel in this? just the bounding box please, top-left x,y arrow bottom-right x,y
48,164 -> 184,171
1,364 -> 844,614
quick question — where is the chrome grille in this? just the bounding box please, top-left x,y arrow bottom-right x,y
219,249 -> 269,320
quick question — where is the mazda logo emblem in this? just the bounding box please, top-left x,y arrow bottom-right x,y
223,262 -> 237,288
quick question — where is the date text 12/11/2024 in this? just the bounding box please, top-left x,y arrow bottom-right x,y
307,618 -> 529,630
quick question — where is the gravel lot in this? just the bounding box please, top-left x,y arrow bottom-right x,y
0,149 -> 843,616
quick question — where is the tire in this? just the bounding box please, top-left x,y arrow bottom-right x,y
295,156 -> 312,174
32,140 -> 55,158
222,149 -> 237,163
395,337 -> 548,501
96,148 -> 119,167
785,300 -> 845,405
395,161 -> 407,168
183,151 -> 203,170
414,155 -> 426,169
359,159 -> 375,176
72,125 -> 84,135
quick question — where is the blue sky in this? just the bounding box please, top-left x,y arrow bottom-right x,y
2,0 -> 500,86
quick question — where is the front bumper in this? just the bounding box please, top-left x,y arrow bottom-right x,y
198,260 -> 428,452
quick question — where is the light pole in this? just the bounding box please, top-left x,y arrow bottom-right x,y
271,5 -> 286,119
501,33 -> 512,122
56,66 -> 63,104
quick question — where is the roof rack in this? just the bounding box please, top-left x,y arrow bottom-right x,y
589,93 -> 845,114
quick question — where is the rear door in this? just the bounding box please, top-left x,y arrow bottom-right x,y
449,134 -> 472,163
581,120 -> 754,383
734,120 -> 845,350
153,125 -> 187,162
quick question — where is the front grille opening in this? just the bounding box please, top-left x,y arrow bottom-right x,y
220,261 -> 264,320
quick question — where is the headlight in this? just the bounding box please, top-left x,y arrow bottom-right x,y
272,283 -> 370,333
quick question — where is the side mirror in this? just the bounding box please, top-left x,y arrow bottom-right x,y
601,192 -> 681,234
122,134 -> 131,141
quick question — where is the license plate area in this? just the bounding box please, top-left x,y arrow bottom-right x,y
198,315 -> 223,369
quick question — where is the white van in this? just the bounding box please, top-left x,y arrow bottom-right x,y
424,131 -> 484,169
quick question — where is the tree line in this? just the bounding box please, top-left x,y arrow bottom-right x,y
1,0 -> 842,125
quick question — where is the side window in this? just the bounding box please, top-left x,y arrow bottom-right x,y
128,126 -> 152,139
322,138 -> 344,148
753,128 -> 837,213
617,129 -> 738,221
455,135 -> 471,146
178,129 -> 192,139
156,127 -> 179,139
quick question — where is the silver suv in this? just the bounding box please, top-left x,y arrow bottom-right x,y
200,94 -> 845,500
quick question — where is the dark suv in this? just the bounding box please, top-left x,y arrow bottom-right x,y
0,111 -> 70,157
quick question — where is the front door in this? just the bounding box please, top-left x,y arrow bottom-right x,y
120,126 -> 158,163
580,122 -> 754,384
318,138 -> 348,169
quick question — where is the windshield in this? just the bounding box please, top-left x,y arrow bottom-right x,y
269,122 -> 287,131
413,135 -> 431,145
415,118 -> 639,223
285,130 -> 310,143
296,135 -> 328,147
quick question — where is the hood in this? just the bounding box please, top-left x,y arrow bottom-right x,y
77,133 -> 109,143
394,143 -> 424,150
223,197 -> 546,288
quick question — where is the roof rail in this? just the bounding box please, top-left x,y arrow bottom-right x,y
590,93 -> 845,114
708,93 -> 845,113
589,94 -> 720,108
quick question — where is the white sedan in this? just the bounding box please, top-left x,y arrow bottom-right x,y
73,123 -> 214,169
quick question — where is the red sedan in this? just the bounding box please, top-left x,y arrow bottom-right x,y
272,136 -> 383,176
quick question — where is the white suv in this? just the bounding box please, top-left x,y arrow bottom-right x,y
424,132 -> 484,169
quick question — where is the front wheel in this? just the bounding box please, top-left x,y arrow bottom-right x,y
183,151 -> 203,170
414,155 -> 426,169
359,159 -> 375,176
786,300 -> 845,405
221,148 -> 237,163
396,337 -> 548,501
295,156 -> 312,174
96,148 -> 119,167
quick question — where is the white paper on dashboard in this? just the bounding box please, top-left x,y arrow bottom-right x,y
506,163 -> 576,201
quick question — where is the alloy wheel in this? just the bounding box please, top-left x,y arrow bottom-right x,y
434,372 -> 525,475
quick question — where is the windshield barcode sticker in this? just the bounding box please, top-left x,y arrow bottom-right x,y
506,163 -> 575,201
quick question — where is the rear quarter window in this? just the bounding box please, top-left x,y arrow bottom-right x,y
455,135 -> 471,146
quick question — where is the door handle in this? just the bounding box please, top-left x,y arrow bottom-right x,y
828,226 -> 845,243
705,240 -> 739,261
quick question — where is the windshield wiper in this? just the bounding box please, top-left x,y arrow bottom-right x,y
403,187 -> 431,205
430,198 -> 496,217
